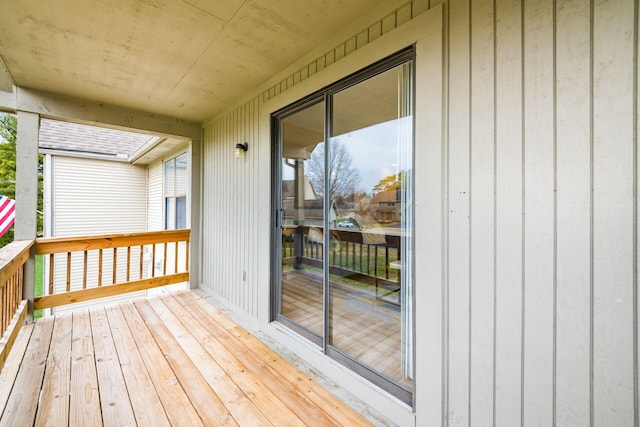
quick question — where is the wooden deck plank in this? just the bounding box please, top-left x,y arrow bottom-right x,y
0,322 -> 33,417
166,293 -> 342,427
118,302 -> 205,427
133,299 -> 241,426
103,304 -> 171,427
89,307 -> 136,427
151,296 -> 306,426
1,317 -> 54,426
35,314 -> 72,427
69,310 -> 102,427
0,290 -> 375,426
181,291 -> 374,427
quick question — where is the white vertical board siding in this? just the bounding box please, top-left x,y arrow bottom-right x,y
201,98 -> 261,316
147,160 -> 163,231
592,0 -> 636,424
447,0 -> 471,424
494,1 -> 524,425
555,1 -> 591,425
469,0 -> 496,424
522,0 -> 554,425
444,0 -> 639,426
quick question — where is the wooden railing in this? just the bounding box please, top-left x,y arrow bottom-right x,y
34,229 -> 190,310
282,225 -> 401,302
0,240 -> 31,371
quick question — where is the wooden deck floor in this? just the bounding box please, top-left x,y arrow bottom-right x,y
0,291 -> 374,426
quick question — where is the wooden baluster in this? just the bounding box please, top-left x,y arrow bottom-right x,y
98,249 -> 103,286
83,251 -> 88,289
352,241 -> 356,271
113,248 -> 118,285
366,245 -> 370,274
49,253 -> 55,295
385,245 -> 389,279
8,275 -> 13,319
374,245 -> 378,278
174,241 -> 179,274
163,242 -> 167,276
185,240 -> 190,272
18,268 -> 22,304
126,246 -> 131,282
139,245 -> 143,280
66,252 -> 71,292
151,244 -> 156,277
3,281 -> 7,331
16,268 -> 22,308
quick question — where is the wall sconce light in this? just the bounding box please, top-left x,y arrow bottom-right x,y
234,142 -> 248,158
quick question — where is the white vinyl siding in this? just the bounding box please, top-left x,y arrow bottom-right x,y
147,160 -> 163,231
199,0 -> 639,425
52,156 -> 147,236
49,156 -> 147,313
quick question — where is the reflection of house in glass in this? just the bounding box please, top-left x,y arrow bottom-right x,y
372,188 -> 402,223
281,176 -> 336,227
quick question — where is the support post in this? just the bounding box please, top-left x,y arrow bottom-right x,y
189,136 -> 201,290
15,111 -> 39,321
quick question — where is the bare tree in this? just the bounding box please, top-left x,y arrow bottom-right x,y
305,140 -> 360,206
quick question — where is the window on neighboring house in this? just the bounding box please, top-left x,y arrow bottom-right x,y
164,153 -> 188,230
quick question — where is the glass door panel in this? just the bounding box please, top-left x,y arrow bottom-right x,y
327,63 -> 413,390
277,100 -> 326,339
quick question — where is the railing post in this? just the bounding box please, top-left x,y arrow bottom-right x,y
189,136 -> 201,290
21,247 -> 35,322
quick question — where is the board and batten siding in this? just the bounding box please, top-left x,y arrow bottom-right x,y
445,0 -> 638,426
201,97 -> 262,316
199,0 -> 638,425
49,155 -> 148,313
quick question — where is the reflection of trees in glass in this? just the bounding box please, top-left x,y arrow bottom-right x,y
372,170 -> 409,194
306,141 -> 360,207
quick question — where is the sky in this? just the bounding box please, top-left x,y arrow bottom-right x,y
338,117 -> 412,194
282,117 -> 412,195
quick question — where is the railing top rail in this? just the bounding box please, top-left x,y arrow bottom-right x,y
35,229 -> 190,255
0,240 -> 34,285
281,224 -> 401,245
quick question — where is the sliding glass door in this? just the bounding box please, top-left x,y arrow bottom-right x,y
273,50 -> 414,403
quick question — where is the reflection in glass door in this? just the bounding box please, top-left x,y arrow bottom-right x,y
327,62 -> 413,397
276,99 -> 326,342
273,50 -> 414,403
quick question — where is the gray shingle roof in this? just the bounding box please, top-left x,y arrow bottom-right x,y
39,119 -> 154,158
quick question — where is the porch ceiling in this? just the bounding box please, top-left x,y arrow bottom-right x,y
0,0 -> 373,123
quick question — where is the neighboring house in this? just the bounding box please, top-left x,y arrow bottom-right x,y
281,177 -> 339,226
371,188 -> 402,223
38,119 -> 191,313
1,1 -> 638,426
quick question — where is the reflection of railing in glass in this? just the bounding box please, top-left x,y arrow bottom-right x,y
281,225 -> 400,304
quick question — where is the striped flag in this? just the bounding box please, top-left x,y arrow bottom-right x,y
0,195 -> 15,238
